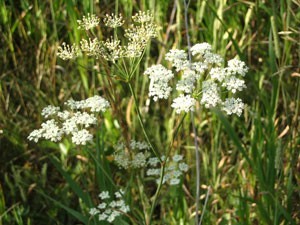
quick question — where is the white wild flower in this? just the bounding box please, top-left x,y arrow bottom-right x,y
103,37 -> 125,62
172,154 -> 183,162
41,119 -> 63,142
191,62 -> 208,75
77,13 -> 100,30
71,129 -> 93,145
165,49 -> 189,71
200,80 -> 221,108
103,13 -> 124,28
90,190 -> 130,223
84,95 -> 110,113
222,98 -> 244,116
176,69 -> 197,93
144,64 -> 174,101
41,105 -> 60,118
227,58 -> 248,76
57,42 -> 80,60
114,140 -> 150,169
222,77 -> 246,93
171,94 -> 196,114
146,154 -> 188,186
203,52 -> 224,65
80,38 -> 103,58
132,11 -> 153,23
28,95 -> 109,145
209,67 -> 228,82
190,42 -> 212,56
99,191 -> 110,200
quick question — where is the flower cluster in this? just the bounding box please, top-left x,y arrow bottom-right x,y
145,42 -> 248,116
27,95 -> 110,145
147,154 -> 189,185
114,140 -> 150,169
57,42 -> 80,60
57,11 -> 157,63
144,65 -> 174,101
89,190 -> 130,223
103,13 -> 124,28
77,13 -> 100,30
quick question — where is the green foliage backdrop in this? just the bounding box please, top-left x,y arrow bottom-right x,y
0,0 -> 299,224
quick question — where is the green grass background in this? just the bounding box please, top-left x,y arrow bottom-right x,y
0,0 -> 299,224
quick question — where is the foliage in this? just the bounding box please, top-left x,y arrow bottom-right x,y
0,0 -> 299,224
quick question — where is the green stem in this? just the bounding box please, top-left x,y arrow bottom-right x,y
127,82 -> 161,161
147,162 -> 166,225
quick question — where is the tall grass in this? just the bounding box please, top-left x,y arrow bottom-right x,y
0,0 -> 299,224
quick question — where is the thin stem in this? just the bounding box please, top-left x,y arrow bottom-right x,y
129,49 -> 147,80
147,162 -> 166,225
183,0 -> 201,224
127,82 -> 161,161
199,186 -> 210,225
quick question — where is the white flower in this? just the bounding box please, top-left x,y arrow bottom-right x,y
103,13 -> 124,28
200,80 -> 221,108
222,98 -> 244,116
57,110 -> 70,120
171,94 -> 196,114
209,67 -> 228,82
144,64 -> 174,101
85,95 -> 110,112
146,168 -> 161,176
41,105 -> 60,118
190,42 -> 212,56
227,58 -> 248,76
132,11 -> 153,23
148,157 -> 160,166
172,154 -> 183,162
57,42 -> 80,60
71,129 -> 93,145
72,112 -> 97,128
191,62 -> 208,75
132,152 -> 149,168
179,162 -> 189,172
80,38 -> 103,58
62,118 -> 78,135
91,189 -> 129,223
98,212 -> 108,220
40,119 -> 63,142
97,203 -> 107,209
129,140 -> 149,150
165,49 -> 189,71
114,152 -> 131,169
99,191 -> 110,200
89,207 -> 100,216
222,77 -> 246,93
27,129 -> 43,143
114,190 -> 124,198
176,69 -> 197,93
203,52 -> 224,65
77,14 -> 100,30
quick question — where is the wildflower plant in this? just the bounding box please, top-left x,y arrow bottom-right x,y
28,7 -> 249,225
144,42 -> 248,115
28,95 -> 109,145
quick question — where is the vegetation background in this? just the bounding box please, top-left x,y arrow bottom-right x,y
0,0 -> 299,224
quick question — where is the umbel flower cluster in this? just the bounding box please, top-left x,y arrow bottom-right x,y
147,154 -> 189,185
89,190 -> 130,223
114,140 -> 150,169
27,95 -> 109,145
113,140 -> 188,186
144,43 -> 248,116
57,11 -> 157,62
